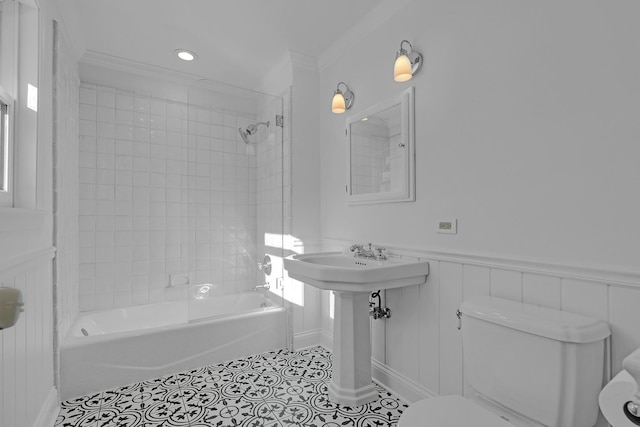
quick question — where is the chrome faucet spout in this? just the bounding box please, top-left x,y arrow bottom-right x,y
254,283 -> 270,291
349,243 -> 387,260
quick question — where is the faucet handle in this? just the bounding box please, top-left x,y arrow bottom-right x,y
374,247 -> 387,260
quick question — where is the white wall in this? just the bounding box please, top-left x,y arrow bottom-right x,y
319,0 -> 640,268
1,0 -> 80,425
317,0 -> 640,422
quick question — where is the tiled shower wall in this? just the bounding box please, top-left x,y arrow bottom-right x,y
78,83 -> 260,311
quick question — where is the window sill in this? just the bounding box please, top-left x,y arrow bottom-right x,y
0,208 -> 48,232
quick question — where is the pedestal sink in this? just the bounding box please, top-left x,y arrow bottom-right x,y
284,252 -> 429,406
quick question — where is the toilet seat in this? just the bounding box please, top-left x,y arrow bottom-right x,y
398,395 -> 513,427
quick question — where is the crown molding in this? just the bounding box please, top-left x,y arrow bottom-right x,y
318,0 -> 413,72
81,51 -> 285,102
289,50 -> 319,72
80,51 -> 201,86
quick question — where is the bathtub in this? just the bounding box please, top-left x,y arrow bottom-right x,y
60,291 -> 287,400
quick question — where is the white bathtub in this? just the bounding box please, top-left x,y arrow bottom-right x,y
60,291 -> 287,400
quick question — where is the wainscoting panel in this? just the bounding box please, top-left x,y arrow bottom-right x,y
418,260 -> 440,393
489,268 -> 523,301
436,261 -> 463,396
522,273 -> 562,308
319,240 -> 640,427
560,278 -> 608,320
609,284 -> 640,373
0,248 -> 57,427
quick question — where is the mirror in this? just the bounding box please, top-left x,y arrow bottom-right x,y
346,87 -> 415,204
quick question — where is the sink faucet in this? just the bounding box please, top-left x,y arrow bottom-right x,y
349,243 -> 387,260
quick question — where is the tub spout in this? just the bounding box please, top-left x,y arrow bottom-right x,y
254,283 -> 270,291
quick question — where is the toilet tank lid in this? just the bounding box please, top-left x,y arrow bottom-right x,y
461,296 -> 610,343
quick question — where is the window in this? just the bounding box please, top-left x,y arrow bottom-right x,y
0,89 -> 13,206
0,0 -> 39,209
0,0 -> 15,207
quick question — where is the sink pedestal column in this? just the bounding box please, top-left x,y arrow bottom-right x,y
328,291 -> 378,406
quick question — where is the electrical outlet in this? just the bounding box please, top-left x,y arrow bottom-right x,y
437,219 -> 457,234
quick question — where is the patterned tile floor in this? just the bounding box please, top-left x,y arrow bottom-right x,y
55,346 -> 408,427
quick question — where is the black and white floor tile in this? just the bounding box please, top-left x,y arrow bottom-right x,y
55,346 -> 409,427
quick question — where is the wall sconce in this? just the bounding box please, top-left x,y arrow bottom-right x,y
394,40 -> 422,82
331,82 -> 354,114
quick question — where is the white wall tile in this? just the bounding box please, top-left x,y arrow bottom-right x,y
80,85 -> 97,105
96,89 -> 116,108
116,92 -> 134,110
77,82 -> 265,313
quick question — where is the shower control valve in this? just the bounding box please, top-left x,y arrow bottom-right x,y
258,255 -> 272,276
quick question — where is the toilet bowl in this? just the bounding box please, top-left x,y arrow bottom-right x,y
398,297 -> 610,427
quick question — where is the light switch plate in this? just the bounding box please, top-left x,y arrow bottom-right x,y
437,219 -> 457,234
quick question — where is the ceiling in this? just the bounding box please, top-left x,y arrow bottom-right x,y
59,0 -> 393,89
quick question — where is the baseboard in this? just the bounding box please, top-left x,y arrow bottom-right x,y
33,387 -> 59,427
313,329 -> 432,403
372,359 -> 436,404
319,329 -> 333,352
293,329 -> 322,350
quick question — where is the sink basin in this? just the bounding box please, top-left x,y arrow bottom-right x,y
284,252 -> 429,292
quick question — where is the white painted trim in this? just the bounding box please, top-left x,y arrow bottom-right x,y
0,245 -> 55,275
289,51 -> 319,72
318,0 -> 413,71
309,326 -> 435,404
81,50 -> 201,88
32,387 -> 59,427
81,51 -> 285,102
293,328 -> 322,350
52,0 -> 86,62
322,238 -> 640,288
0,208 -> 48,231
372,359 -> 435,404
319,329 -> 333,352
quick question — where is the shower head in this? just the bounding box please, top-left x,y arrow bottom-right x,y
239,121 -> 270,144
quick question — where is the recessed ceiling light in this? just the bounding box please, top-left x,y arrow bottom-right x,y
175,49 -> 197,61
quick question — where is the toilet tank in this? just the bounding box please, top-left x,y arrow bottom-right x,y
461,297 -> 610,427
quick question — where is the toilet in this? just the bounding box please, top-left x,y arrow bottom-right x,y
399,296 -> 610,427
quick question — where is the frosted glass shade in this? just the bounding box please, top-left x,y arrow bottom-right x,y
332,92 -> 346,114
394,54 -> 413,82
